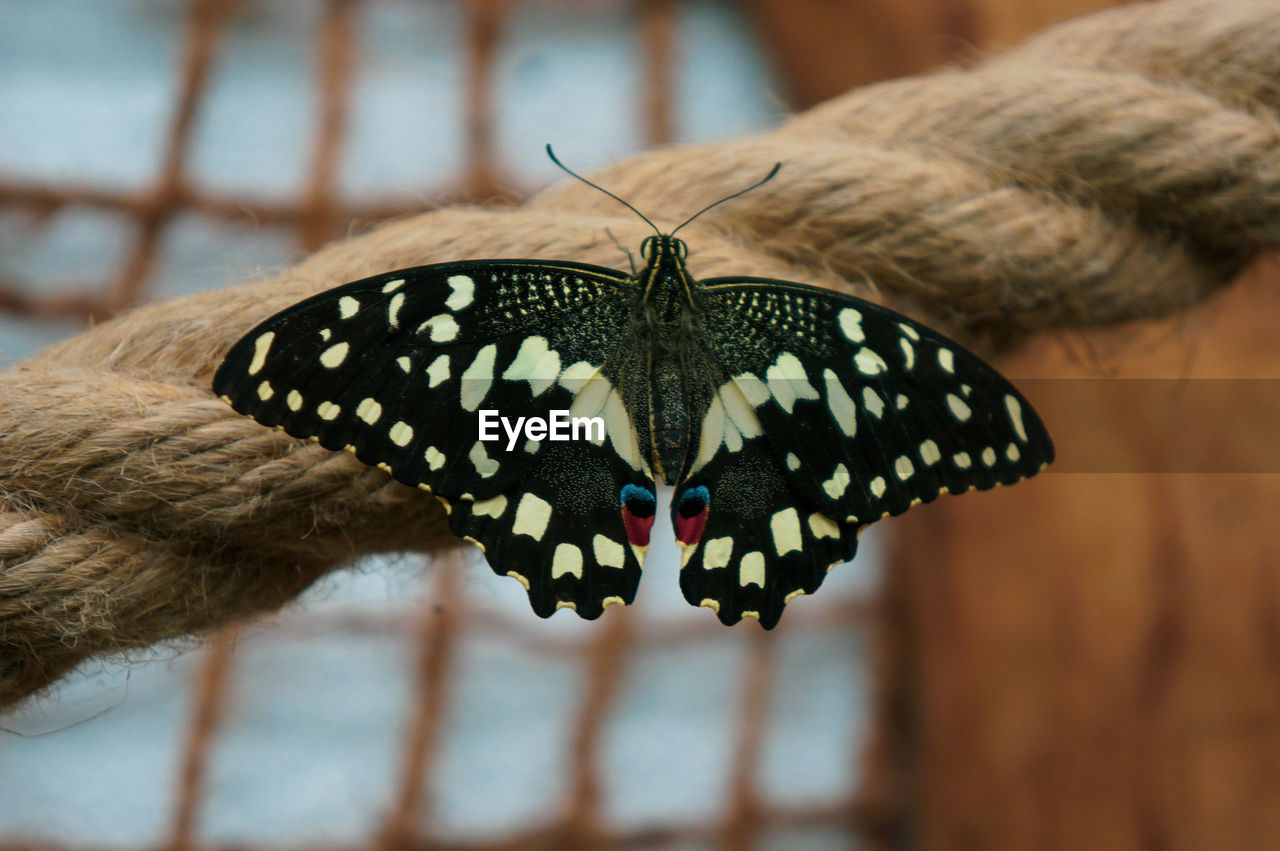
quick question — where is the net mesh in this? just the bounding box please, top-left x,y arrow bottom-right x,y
0,1 -> 894,846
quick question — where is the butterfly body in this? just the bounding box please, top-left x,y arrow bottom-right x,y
216,222 -> 1052,629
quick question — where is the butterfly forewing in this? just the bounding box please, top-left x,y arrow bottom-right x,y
214,259 -> 656,617
671,278 -> 1054,626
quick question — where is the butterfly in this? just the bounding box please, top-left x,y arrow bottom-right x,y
213,146 -> 1053,629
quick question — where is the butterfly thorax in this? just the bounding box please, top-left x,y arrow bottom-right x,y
633,236 -> 713,484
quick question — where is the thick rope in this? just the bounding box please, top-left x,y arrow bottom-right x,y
3,0 -> 1279,710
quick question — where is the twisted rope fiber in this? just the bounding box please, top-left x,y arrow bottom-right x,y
3,0 -> 1279,710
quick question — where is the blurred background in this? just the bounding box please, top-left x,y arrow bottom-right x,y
4,0 -> 1277,849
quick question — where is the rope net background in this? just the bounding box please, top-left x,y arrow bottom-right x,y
2,0 -> 1279,847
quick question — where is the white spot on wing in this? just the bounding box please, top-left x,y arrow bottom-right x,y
317,401 -> 340,420
900,338 -> 915,370
694,397 -> 725,471
568,375 -> 611,430
256,380 -> 273,401
286,390 -> 303,411
472,495 -> 507,518
356,397 -> 382,425
739,551 -> 765,588
765,352 -> 819,413
982,446 -> 997,467
469,441 -> 499,478
838,308 -> 865,343
938,348 -> 955,373
770,507 -> 802,556
419,314 -> 459,342
1006,442 -> 1021,462
808,513 -> 840,539
397,356 -> 411,373
381,278 -> 405,293
426,354 -> 450,387
823,463 -> 850,499
953,451 -> 971,469
894,455 -> 915,481
320,341 -> 350,369
822,369 -> 856,437
862,387 -> 885,419
389,421 -> 414,447
502,336 -> 562,396
559,361 -> 599,393
869,476 -> 887,498
920,439 -> 941,466
703,537 -> 733,570
387,292 -> 405,328
593,534 -> 625,568
248,331 -> 274,375
552,543 -> 584,579
446,274 -> 475,310
719,381 -> 763,439
898,322 -> 920,341
732,371 -> 771,407
785,453 -> 801,471
424,446 -> 446,470
513,493 -> 552,540
461,344 -> 497,411
339,296 -> 360,319
854,347 -> 888,376
1005,394 -> 1028,442
946,393 -> 971,422
604,389 -> 642,468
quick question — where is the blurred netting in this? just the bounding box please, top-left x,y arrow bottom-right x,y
0,1 -> 896,847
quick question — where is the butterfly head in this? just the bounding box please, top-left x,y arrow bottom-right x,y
640,235 -> 688,266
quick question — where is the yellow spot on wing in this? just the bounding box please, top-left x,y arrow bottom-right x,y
808,513 -> 840,539
769,508 -> 802,556
356,397 -> 383,425
472,494 -> 507,518
703,537 -> 734,570
552,543 -> 584,579
248,331 -> 275,375
739,551 -> 765,588
389,421 -> 414,446
513,493 -> 552,540
593,534 -> 625,568
320,342 -> 350,369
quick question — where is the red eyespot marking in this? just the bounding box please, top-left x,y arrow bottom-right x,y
675,485 -> 710,546
620,484 -> 656,547
623,510 -> 655,546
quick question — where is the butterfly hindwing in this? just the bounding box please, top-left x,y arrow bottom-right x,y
673,277 -> 1054,626
213,259 -> 655,617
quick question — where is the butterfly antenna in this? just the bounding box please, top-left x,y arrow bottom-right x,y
546,144 -> 661,235
671,162 -> 782,236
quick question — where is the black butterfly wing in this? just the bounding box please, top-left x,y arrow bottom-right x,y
674,277 -> 1054,627
213,260 -> 656,619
